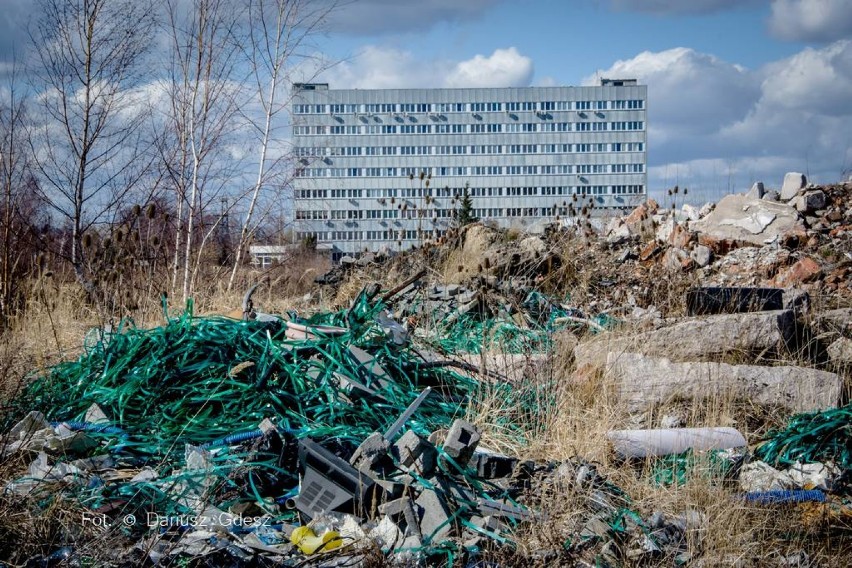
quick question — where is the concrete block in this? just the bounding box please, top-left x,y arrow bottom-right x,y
781,172 -> 807,200
689,245 -> 711,268
349,432 -> 390,473
402,498 -> 421,537
747,182 -> 765,199
379,496 -> 414,518
574,310 -> 798,368
814,308 -> 852,335
441,419 -> 481,468
392,430 -> 437,476
685,287 -> 783,316
476,497 -> 533,521
606,352 -> 841,413
468,451 -> 518,479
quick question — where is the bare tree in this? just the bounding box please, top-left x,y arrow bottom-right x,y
28,0 -> 156,304
226,0 -> 333,291
1,60 -> 38,327
160,0 -> 245,303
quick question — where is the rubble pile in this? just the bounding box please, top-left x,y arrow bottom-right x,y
316,177 -> 849,336
1,174 -> 851,567
605,176 -> 851,296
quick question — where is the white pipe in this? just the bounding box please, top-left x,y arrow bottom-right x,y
607,427 -> 746,458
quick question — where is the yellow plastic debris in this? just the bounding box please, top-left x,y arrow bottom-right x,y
289,525 -> 343,555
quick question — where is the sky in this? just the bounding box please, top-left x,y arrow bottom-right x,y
2,0 -> 851,204
310,0 -> 852,202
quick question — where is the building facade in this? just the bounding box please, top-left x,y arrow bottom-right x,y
292,80 -> 647,258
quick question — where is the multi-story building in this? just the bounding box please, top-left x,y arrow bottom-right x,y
292,80 -> 646,258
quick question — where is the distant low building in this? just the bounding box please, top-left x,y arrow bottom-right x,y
249,245 -> 298,268
249,243 -> 332,267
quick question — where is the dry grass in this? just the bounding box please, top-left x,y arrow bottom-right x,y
0,237 -> 850,566
461,320 -> 851,567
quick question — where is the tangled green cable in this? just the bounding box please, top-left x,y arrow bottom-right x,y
755,404 -> 852,470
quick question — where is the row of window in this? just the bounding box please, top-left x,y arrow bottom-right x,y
296,142 -> 644,158
293,121 -> 644,135
295,184 -> 644,201
298,229 -> 452,242
294,100 -> 644,114
295,163 -> 644,178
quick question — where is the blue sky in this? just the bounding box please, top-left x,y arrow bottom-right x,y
307,0 -> 852,202
2,0 -> 851,204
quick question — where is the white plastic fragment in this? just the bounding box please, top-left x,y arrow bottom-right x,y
785,461 -> 840,491
739,461 -> 794,492
369,516 -> 404,552
85,403 -> 110,424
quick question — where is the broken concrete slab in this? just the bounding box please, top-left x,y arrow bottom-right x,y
348,346 -> 391,389
605,352 -> 841,413
714,245 -> 791,280
415,483 -> 455,543
607,222 -> 632,245
668,223 -> 692,249
655,216 -> 675,244
574,310 -> 798,368
781,172 -> 807,201
682,204 -> 701,221
690,194 -> 800,251
624,199 -> 658,238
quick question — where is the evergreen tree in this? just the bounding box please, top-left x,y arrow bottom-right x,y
455,183 -> 479,227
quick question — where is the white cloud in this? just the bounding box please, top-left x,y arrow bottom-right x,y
316,45 -> 534,89
759,40 -> 852,116
607,0 -> 762,15
768,0 -> 852,42
323,0 -> 499,36
583,48 -> 759,145
535,76 -> 558,87
315,46 -> 446,89
588,41 -> 852,194
444,48 -> 533,88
